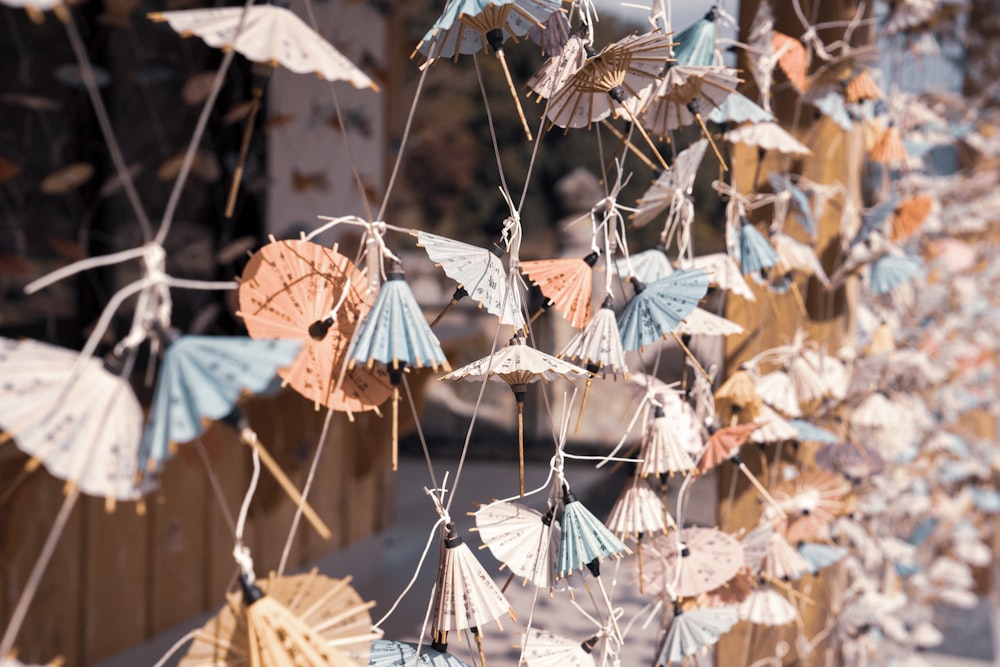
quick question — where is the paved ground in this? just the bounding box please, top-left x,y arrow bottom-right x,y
99,456 -> 998,666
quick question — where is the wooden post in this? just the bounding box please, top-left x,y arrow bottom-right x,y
716,2 -> 871,665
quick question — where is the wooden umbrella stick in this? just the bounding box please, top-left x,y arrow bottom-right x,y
240,430 -> 332,540
473,628 -> 490,667
736,461 -> 786,519
574,377 -> 593,434
430,286 -> 468,328
595,576 -> 624,642
617,104 -> 670,172
637,535 -> 645,595
599,120 -> 658,171
495,50 -> 533,141
670,331 -> 712,382
516,402 -> 525,497
790,282 -> 808,318
225,85 -> 264,219
693,112 -> 729,171
392,386 -> 400,472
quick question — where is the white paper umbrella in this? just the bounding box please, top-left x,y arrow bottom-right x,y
605,475 -> 669,539
0,337 -> 151,504
738,586 -> 797,626
559,296 -> 628,379
637,406 -> 698,477
763,531 -> 811,581
655,604 -> 739,664
415,230 -> 526,328
755,370 -> 802,418
740,523 -> 773,575
673,307 -> 744,337
681,253 -> 756,301
149,6 -> 375,87
771,233 -> 831,288
367,639 -> 470,666
474,500 -> 558,590
631,140 -> 708,230
642,527 -> 744,598
526,34 -> 588,100
724,121 -> 811,156
750,404 -> 800,444
431,523 -> 513,646
520,629 -> 597,667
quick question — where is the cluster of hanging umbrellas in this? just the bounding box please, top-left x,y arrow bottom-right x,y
0,0 -> 997,665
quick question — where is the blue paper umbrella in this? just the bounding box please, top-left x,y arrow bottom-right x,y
558,485 -> 630,576
797,542 -> 847,574
655,603 -> 739,664
616,246 -> 674,284
769,173 -> 817,238
806,86 -> 854,132
351,268 -> 450,373
708,91 -> 774,124
788,419 -> 839,444
415,0 -> 562,139
867,253 -> 922,294
139,335 -> 302,473
672,7 -> 719,67
617,269 -> 710,351
368,639 -> 470,666
739,222 -> 779,281
351,266 -> 450,471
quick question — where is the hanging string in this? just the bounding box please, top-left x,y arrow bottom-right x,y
195,437 -> 236,534
402,374 -> 439,493
473,54 -> 513,200
233,444 -> 262,582
150,630 -> 198,667
277,407 -> 335,576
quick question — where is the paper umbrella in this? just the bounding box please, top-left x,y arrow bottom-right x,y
539,30 -> 677,169
518,628 -> 598,667
473,500 -> 559,590
642,527 -> 745,599
737,584 -> 798,626
520,251 -> 599,329
237,238 -> 392,413
349,264 -> 450,470
414,230 -> 526,328
617,269 -> 711,351
654,603 -> 739,666
149,4 -> 377,216
414,0 -> 563,139
367,639 -> 470,667
442,336 -> 588,494
430,523 -> 514,665
179,569 -> 379,666
630,139 -> 708,233
604,474 -> 670,593
0,336 -> 151,506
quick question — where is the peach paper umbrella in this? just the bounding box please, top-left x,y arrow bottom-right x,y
772,31 -> 808,93
179,569 -> 379,666
237,238 -> 391,414
770,469 -> 849,543
642,527 -> 744,599
698,422 -> 763,474
521,251 -> 599,329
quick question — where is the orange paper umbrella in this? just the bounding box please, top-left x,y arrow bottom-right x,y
521,251 -> 599,329
698,422 -> 764,473
844,68 -> 882,103
891,195 -> 933,241
870,123 -> 908,166
772,31 -> 808,93
40,162 -> 94,194
771,470 -> 849,543
237,238 -> 391,413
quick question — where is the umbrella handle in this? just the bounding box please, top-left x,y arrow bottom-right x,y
494,50 -> 533,142
225,86 -> 265,219
616,103 -> 670,172
574,377 -> 593,435
240,430 -> 332,540
670,332 -> 712,383
693,112 -> 729,172
600,120 -> 657,171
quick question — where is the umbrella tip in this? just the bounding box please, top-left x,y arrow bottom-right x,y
601,294 -> 615,309
238,573 -> 265,607
562,484 -> 578,505
584,250 -> 600,266
308,317 -> 333,341
443,522 -> 463,548
581,636 -> 599,653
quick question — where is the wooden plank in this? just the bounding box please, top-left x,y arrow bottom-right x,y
0,463 -> 84,666
147,441 -> 210,635
81,494 -> 149,664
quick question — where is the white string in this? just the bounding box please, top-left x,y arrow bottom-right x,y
371,516 -> 446,631
277,407 -> 335,577
150,630 -> 197,667
233,445 -> 262,583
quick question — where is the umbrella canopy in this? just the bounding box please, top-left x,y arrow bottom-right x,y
708,91 -> 773,124
180,569 -> 379,666
682,252 -> 756,301
138,335 -> 302,473
772,31 -> 808,93
738,221 -> 780,280
519,629 -> 597,667
526,33 -> 589,100
605,475 -> 670,539
431,523 -> 513,635
615,246 -> 674,284
672,7 -> 720,67
0,336 -> 151,505
415,230 -> 526,328
474,500 -> 559,590
521,252 -> 599,329
149,5 -> 376,87
617,269 -> 711,351
797,542 -> 848,574
738,586 -> 797,626
442,336 -> 588,386
763,531 -> 811,581
238,239 -> 392,413
771,470 -> 850,542
636,65 -> 738,136
630,140 -> 708,241
642,527 -> 744,598
559,296 -> 629,379
654,604 -> 739,665
637,406 -> 698,477
724,121 -> 812,156
558,485 -> 630,577
698,422 -> 764,473
367,639 -> 470,666
673,307 -> 744,337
